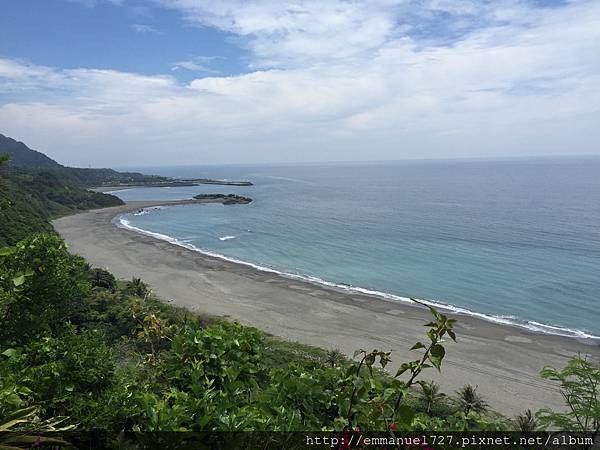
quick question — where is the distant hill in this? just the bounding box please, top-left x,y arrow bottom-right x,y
0,133 -> 168,187
0,134 -> 62,168
0,134 -> 133,246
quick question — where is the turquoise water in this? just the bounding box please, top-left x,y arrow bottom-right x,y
113,159 -> 600,339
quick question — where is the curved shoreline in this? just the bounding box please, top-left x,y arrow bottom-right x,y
119,203 -> 600,342
53,201 -> 600,416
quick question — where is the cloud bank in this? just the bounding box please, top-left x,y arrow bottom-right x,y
0,0 -> 599,166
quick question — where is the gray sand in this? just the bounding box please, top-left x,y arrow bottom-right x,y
53,202 -> 600,416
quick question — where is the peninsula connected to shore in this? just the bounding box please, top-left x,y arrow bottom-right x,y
93,177 -> 253,192
196,178 -> 253,186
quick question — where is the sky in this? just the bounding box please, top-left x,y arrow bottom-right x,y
0,0 -> 599,167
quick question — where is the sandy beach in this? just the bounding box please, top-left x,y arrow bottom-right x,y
53,202 -> 600,417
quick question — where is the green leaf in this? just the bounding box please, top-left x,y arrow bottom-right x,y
430,344 -> 445,359
395,363 -> 411,377
12,274 -> 25,286
410,342 -> 426,351
448,330 -> 457,342
17,387 -> 32,396
1,348 -> 17,358
0,247 -> 15,256
396,404 -> 415,425
380,353 -> 391,368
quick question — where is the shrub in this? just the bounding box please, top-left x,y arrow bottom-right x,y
164,321 -> 266,394
0,234 -> 91,345
126,277 -> 149,298
3,328 -> 115,418
87,267 -> 116,292
538,356 -> 600,446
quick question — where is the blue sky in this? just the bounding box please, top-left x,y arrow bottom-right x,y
0,0 -> 599,166
0,0 -> 248,83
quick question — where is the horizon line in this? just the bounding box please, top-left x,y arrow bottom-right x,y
111,153 -> 600,171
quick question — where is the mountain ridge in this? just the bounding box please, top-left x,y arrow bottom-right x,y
0,134 -> 62,168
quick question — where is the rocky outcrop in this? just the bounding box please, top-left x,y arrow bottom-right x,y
193,194 -> 253,204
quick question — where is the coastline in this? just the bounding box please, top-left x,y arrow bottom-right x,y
119,206 -> 598,341
53,201 -> 600,416
91,178 -> 252,193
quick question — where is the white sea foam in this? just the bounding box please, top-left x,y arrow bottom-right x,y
219,235 -> 237,241
132,206 -> 164,216
115,212 -> 600,342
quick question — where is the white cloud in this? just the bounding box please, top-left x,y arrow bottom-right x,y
1,0 -> 599,165
67,0 -> 124,8
130,23 -> 161,34
171,56 -> 221,73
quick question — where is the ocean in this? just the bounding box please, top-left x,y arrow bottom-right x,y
112,158 -> 600,339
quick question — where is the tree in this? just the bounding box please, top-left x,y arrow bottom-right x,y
325,349 -> 344,368
456,384 -> 488,415
515,409 -> 538,432
418,380 -> 446,415
538,356 -> 600,448
126,277 -> 149,298
88,267 -> 116,292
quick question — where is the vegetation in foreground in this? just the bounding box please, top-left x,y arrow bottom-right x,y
0,234 -> 598,445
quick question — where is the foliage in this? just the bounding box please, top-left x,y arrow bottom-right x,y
515,409 -> 538,432
4,329 -> 115,414
538,356 -> 600,445
455,384 -> 489,416
165,321 -> 266,393
4,232 -> 585,435
126,277 -> 149,298
335,300 -> 457,431
325,349 -> 345,368
418,380 -> 446,415
0,406 -> 73,449
0,234 -> 91,344
0,132 -> 166,185
88,267 -> 117,292
0,166 -> 123,247
65,167 -> 167,187
0,134 -> 60,168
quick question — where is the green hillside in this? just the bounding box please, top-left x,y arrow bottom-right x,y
0,133 -> 167,187
0,162 -> 124,247
0,134 -> 62,168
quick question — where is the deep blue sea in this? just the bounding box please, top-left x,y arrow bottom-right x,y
112,159 -> 600,339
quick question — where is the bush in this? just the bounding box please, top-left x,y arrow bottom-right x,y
2,328 -> 115,418
87,267 -> 116,292
164,321 -> 266,393
538,356 -> 600,445
0,234 -> 91,345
